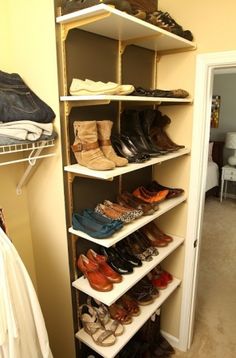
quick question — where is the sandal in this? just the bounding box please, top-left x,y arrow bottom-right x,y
79,304 -> 116,346
87,297 -> 124,336
118,293 -> 140,316
109,303 -> 132,325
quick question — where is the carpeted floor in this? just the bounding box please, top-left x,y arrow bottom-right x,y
175,196 -> 236,358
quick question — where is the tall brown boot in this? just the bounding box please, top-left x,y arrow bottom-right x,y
71,121 -> 115,170
97,120 -> 128,167
151,110 -> 185,150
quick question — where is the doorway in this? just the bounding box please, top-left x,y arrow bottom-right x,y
177,50 -> 236,352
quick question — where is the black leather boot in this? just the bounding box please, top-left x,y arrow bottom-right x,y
121,109 -> 161,157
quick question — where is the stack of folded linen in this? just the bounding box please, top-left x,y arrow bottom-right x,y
69,78 -> 135,96
0,70 -> 57,145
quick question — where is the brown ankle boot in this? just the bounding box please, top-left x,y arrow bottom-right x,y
71,121 -> 115,171
97,120 -> 128,167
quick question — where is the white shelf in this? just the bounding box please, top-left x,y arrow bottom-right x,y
72,235 -> 184,306
56,4 -> 196,53
75,277 -> 181,358
60,94 -> 192,105
65,147 -> 190,180
69,194 -> 187,247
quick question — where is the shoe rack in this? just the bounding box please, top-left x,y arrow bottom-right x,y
56,4 -> 196,357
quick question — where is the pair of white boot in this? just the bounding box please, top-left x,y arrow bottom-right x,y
70,78 -> 134,96
72,120 -> 128,170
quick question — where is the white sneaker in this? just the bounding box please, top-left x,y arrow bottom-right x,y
86,80 -> 134,95
70,78 -> 135,96
70,78 -> 119,95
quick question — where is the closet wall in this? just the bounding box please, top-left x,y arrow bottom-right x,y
157,0 -> 236,341
0,1 -> 75,357
0,2 -> 37,285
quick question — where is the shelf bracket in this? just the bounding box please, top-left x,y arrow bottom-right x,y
61,12 -> 111,41
122,33 -> 163,50
16,143 -> 55,195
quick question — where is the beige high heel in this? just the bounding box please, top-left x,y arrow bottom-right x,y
87,297 -> 124,336
79,304 -> 116,346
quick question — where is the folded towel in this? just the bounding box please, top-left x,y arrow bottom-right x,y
0,120 -> 53,141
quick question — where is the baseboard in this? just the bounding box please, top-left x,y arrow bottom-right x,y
160,330 -> 187,352
226,193 -> 236,199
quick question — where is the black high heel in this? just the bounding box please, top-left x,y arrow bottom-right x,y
100,246 -> 134,274
111,135 -> 148,163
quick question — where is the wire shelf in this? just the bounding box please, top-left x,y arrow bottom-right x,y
0,139 -> 55,155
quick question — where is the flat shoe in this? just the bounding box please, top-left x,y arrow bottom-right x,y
72,212 -> 116,238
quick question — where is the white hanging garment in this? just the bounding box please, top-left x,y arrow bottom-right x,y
0,227 -> 53,358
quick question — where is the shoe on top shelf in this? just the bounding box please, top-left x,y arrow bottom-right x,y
69,78 -> 134,96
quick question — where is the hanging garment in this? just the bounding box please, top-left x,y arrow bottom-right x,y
0,227 -> 53,358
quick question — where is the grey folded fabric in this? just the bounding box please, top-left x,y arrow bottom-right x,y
0,131 -> 57,146
0,120 -> 53,141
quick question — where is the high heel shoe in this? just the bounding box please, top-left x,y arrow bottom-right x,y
143,222 -> 173,243
135,230 -> 159,256
77,254 -> 113,292
125,234 -> 153,262
109,303 -> 132,325
117,293 -> 140,317
79,304 -> 116,346
116,241 -> 142,267
140,226 -> 168,248
111,135 -> 148,163
86,249 -> 122,283
87,297 -> 124,336
100,247 -> 134,274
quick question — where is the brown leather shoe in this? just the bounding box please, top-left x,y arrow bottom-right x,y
140,226 -> 168,247
117,191 -> 156,215
145,222 -> 173,243
132,186 -> 169,204
146,180 -> 184,199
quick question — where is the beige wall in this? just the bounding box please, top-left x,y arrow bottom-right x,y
159,0 -> 236,53
0,1 -> 75,357
0,1 -> 37,285
158,0 -> 236,339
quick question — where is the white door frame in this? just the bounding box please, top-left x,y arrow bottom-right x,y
178,50 -> 236,351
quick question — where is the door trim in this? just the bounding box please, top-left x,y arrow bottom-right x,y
178,50 -> 236,351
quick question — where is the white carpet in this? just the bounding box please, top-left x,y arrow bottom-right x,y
175,197 -> 236,358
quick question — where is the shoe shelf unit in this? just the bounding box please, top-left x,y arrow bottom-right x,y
60,94 -> 193,107
72,234 -> 183,306
56,3 -> 196,357
56,3 -> 196,53
69,194 -> 187,247
76,277 -> 181,358
65,147 -> 190,180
